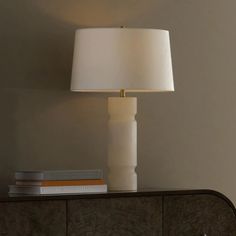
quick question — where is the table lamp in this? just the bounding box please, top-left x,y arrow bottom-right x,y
71,28 -> 174,191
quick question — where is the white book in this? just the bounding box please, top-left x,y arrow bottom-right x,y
9,184 -> 107,195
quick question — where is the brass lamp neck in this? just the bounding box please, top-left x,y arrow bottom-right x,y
120,89 -> 126,97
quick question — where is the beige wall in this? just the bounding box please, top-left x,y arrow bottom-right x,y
1,0 -> 236,203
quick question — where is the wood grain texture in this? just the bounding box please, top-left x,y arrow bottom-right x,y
68,196 -> 162,236
164,194 -> 236,236
0,201 -> 66,236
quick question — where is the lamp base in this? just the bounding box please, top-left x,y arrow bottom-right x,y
108,97 -> 137,191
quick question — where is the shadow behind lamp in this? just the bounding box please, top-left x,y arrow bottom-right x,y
70,28 -> 174,191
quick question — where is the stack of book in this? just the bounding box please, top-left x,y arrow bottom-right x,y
9,169 -> 107,195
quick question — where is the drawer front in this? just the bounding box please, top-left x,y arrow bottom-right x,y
0,200 -> 66,236
68,196 -> 162,236
164,194 -> 236,236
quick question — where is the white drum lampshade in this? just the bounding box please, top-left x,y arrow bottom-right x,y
71,28 -> 174,191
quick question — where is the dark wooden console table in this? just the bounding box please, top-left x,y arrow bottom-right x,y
0,189 -> 235,235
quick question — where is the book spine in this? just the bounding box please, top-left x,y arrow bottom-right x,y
9,185 -> 107,195
41,185 -> 107,194
9,186 -> 40,195
15,170 -> 103,181
16,179 -> 105,186
44,171 -> 103,180
15,172 -> 44,181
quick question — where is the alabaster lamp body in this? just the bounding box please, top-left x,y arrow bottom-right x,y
108,97 -> 137,190
71,28 -> 174,191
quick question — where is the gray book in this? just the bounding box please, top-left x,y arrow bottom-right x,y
15,170 -> 103,181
